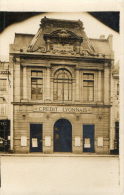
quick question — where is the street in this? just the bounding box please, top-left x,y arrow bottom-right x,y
0,155 -> 120,195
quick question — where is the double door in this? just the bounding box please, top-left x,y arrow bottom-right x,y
54,119 -> 72,152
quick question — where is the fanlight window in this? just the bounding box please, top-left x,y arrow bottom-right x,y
53,68 -> 72,101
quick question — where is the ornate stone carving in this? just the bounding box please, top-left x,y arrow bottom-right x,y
27,46 -> 47,53
27,28 -> 101,57
40,17 -> 83,30
27,17 -> 107,58
43,29 -> 83,44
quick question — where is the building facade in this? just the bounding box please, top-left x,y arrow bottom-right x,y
0,61 -> 11,152
7,17 -> 118,154
110,63 -> 119,154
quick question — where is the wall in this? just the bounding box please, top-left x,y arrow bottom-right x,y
13,104 -> 110,154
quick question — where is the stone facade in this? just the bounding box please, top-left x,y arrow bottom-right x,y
0,61 -> 11,119
110,63 -> 119,153
0,61 -> 12,151
7,17 -> 118,154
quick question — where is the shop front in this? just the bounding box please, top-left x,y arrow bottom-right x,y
0,119 -> 10,152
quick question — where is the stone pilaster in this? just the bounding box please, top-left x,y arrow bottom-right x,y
45,67 -> 51,102
98,70 -> 102,102
23,66 -> 28,100
75,69 -> 80,102
14,58 -> 21,102
104,63 -> 110,104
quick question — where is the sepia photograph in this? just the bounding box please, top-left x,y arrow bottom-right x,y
0,1 -> 123,194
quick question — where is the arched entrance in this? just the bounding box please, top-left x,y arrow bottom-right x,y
54,119 -> 72,152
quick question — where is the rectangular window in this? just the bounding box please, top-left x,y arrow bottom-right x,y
115,121 -> 119,153
0,79 -> 7,91
117,84 -> 119,95
31,71 -> 43,100
83,73 -> 94,102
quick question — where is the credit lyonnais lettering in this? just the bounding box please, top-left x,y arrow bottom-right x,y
34,106 -> 92,113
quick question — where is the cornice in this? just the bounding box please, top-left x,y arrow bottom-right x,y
10,51 -> 113,63
12,102 -> 111,108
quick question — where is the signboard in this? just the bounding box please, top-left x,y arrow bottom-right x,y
32,138 -> 38,147
75,137 -> 81,147
84,138 -> 91,148
97,137 -> 103,147
45,136 -> 51,147
0,120 -> 10,131
0,71 -> 10,74
0,139 -> 3,144
33,105 -> 92,114
53,44 -> 73,52
21,136 -> 27,146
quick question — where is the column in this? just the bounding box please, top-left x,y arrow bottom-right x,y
104,64 -> 110,104
110,75 -> 116,151
14,58 -> 21,102
94,73 -> 97,102
110,106 -> 115,150
98,70 -> 102,102
75,69 -> 80,102
45,67 -> 51,101
46,39 -> 51,52
81,71 -> 83,101
23,66 -> 27,100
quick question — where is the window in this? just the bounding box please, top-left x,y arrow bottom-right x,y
0,79 -> 7,91
83,73 -> 94,101
31,71 -> 43,100
53,68 -> 72,101
117,84 -> 119,95
115,121 -> 119,153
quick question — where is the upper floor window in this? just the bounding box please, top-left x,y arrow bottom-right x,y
83,73 -> 94,102
53,68 -> 72,101
117,83 -> 119,95
31,71 -> 43,100
0,79 -> 7,91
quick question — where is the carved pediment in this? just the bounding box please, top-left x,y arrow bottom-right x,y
27,17 -> 97,57
43,29 -> 83,44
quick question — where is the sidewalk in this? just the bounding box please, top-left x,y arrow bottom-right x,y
0,152 -> 119,157
0,155 -> 120,195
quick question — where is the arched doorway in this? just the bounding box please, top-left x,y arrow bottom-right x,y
54,119 -> 72,152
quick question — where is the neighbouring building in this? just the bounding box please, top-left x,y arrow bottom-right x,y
2,17 -> 118,154
0,61 -> 11,152
110,62 -> 119,154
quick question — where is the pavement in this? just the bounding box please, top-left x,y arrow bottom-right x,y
0,155 -> 120,195
0,152 -> 119,157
